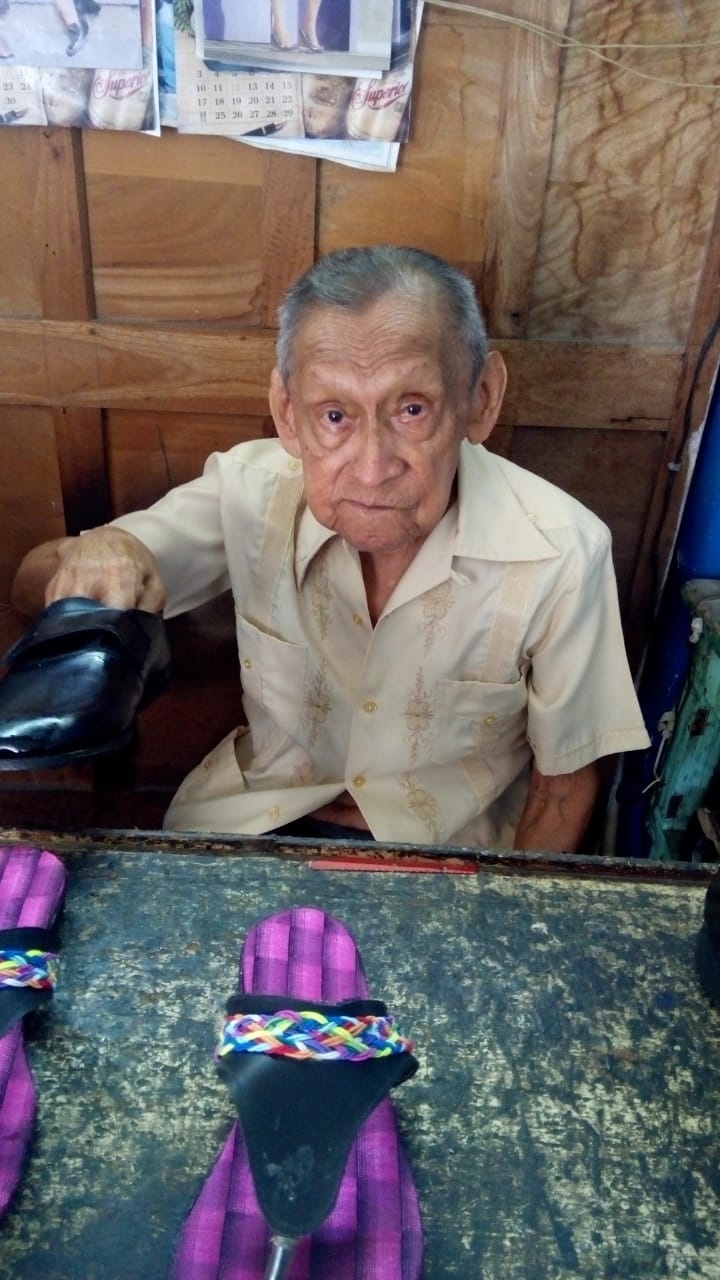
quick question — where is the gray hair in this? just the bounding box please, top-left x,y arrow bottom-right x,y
276,245 -> 488,387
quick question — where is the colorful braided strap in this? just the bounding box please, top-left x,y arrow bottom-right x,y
217,1009 -> 414,1062
0,949 -> 59,990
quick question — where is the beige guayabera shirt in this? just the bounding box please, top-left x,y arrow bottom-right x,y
114,438 -> 649,847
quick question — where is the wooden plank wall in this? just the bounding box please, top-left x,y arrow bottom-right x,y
0,0 -> 719,833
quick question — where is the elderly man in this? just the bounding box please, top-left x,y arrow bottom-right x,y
12,246 -> 649,850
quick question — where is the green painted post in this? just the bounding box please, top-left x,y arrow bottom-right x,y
647,580 -> 720,859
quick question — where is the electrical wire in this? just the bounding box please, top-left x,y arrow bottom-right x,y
423,0 -> 720,91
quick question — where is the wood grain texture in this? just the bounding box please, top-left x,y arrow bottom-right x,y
0,128 -> 93,318
318,17 -> 504,263
0,318 -> 681,429
498,340 -> 682,429
0,320 -> 276,412
483,1 -> 572,337
259,151 -> 316,326
83,130 -> 315,323
0,131 -> 44,317
106,410 -> 276,514
529,0 -> 720,344
0,406 -> 66,602
54,407 -> 111,534
36,128 -> 95,321
29,131 -> 107,532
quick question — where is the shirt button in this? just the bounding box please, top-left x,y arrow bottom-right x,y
362,700 -> 377,714
267,806 -> 281,820
484,715 -> 496,726
527,513 -> 537,524
288,459 -> 301,471
352,613 -> 363,625
242,658 -> 252,669
203,759 -> 213,769
352,774 -> 366,788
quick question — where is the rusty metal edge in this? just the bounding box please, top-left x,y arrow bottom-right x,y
0,824 -> 715,885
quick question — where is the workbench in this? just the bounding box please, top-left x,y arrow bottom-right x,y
0,831 -> 718,1280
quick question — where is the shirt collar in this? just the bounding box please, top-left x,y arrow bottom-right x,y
295,503 -> 337,588
454,441 -> 560,563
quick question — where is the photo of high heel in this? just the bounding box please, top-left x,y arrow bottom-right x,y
270,29 -> 297,50
297,26 -> 322,52
269,0 -> 298,51
299,0 -> 324,50
270,0 -> 324,53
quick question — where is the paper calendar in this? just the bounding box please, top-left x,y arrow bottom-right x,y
175,33 -> 303,137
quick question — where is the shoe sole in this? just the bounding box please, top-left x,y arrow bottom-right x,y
0,728 -> 133,771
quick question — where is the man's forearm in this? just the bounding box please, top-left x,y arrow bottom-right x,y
514,761 -> 600,854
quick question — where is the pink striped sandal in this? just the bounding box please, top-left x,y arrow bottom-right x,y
0,845 -> 66,1216
171,906 -> 423,1279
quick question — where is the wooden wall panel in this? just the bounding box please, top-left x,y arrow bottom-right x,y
0,323 -> 681,429
84,131 -> 265,322
0,320 -> 276,413
0,129 -> 92,319
84,131 -> 316,323
0,405 -> 66,610
498,342 -> 681,430
0,132 -> 45,317
105,410 -> 275,514
318,13 -> 505,260
529,0 -> 720,344
482,0 -> 572,337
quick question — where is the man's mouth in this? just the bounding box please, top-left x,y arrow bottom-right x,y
342,498 -> 404,512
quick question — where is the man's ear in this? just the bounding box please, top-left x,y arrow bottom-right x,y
269,367 -> 302,458
465,350 -> 508,445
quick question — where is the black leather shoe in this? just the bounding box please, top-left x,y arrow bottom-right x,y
66,19 -> 88,57
0,597 -> 170,770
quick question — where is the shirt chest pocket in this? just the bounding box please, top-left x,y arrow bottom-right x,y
235,613 -> 308,738
432,676 -> 528,764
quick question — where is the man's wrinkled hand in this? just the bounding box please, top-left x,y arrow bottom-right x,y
45,528 -> 167,613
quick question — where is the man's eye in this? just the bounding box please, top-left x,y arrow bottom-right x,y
401,403 -> 425,417
325,409 -> 345,425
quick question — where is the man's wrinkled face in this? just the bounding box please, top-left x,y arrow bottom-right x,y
271,294 -> 477,558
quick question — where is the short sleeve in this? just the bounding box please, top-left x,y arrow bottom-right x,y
111,452 -> 230,618
526,533 -> 650,774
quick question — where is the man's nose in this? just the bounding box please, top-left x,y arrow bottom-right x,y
351,421 -> 403,485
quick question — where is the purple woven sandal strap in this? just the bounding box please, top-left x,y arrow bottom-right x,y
0,846 -> 66,1220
